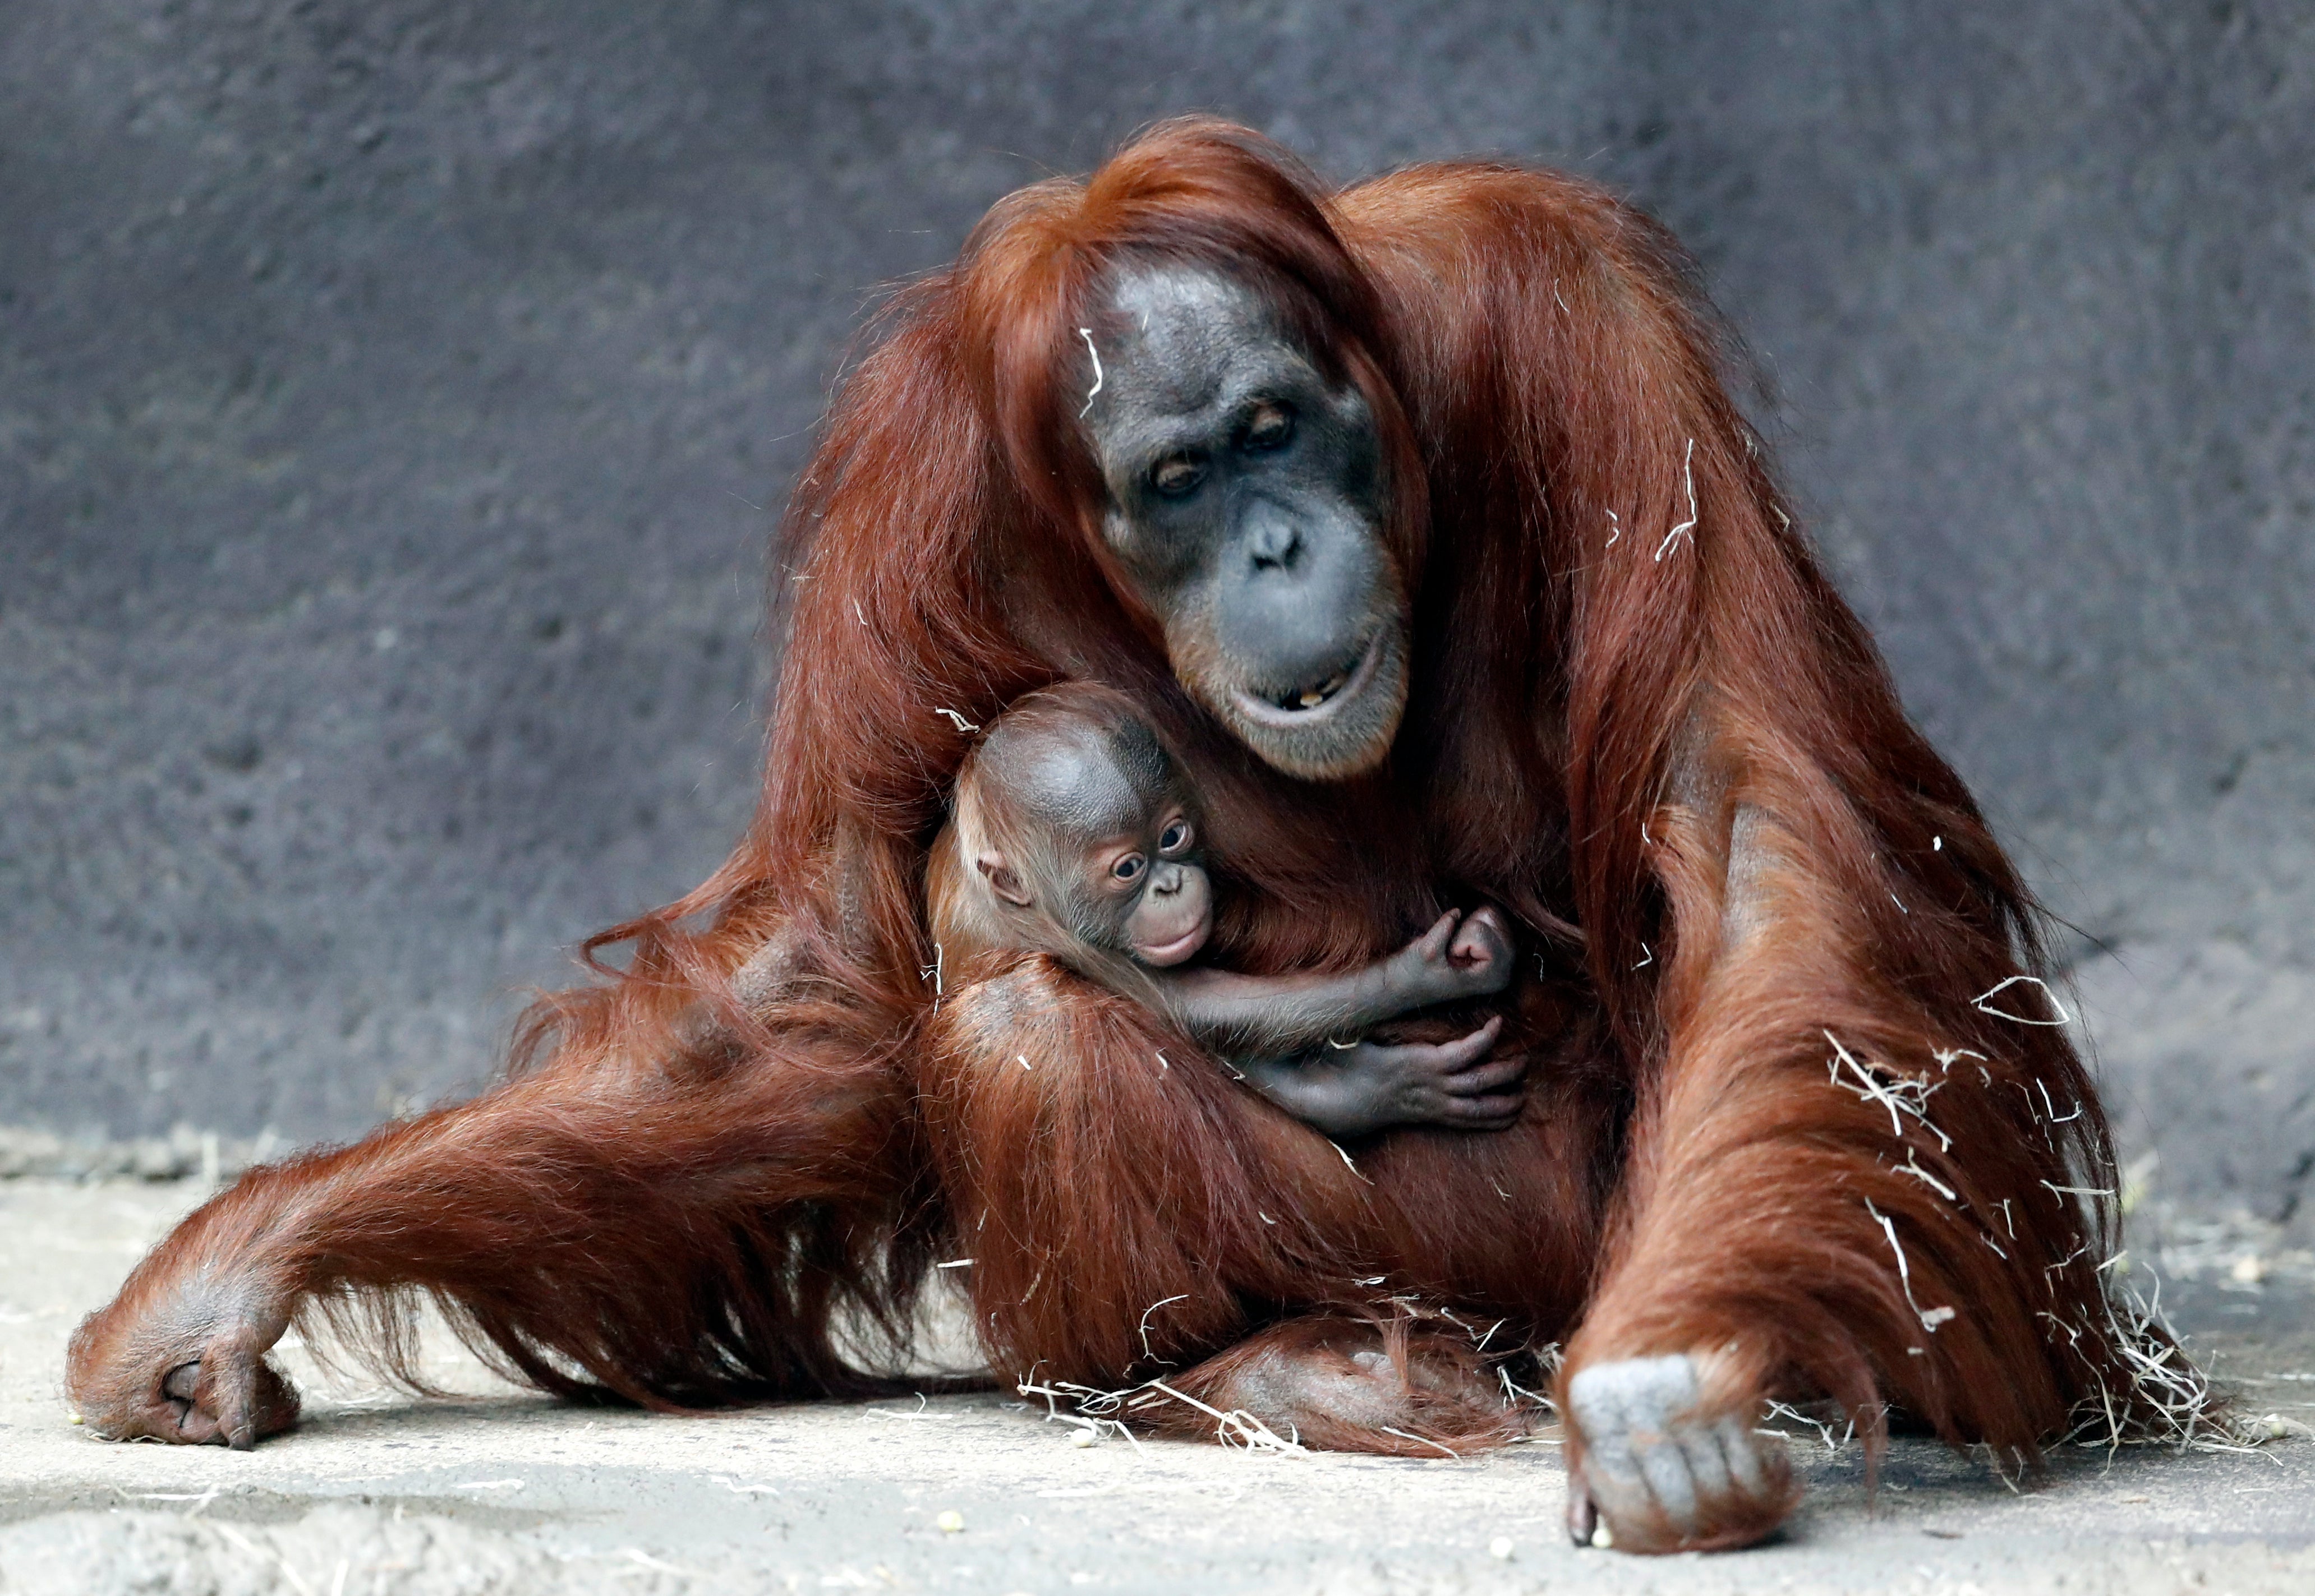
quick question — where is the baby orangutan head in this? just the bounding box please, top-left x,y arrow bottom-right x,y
944,682 -> 1212,971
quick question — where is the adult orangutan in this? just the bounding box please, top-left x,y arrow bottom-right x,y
68,119 -> 2176,1553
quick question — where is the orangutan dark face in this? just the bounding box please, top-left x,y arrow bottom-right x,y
1079,266 -> 1408,781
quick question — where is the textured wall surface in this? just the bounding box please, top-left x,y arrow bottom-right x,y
2,3 -> 2310,1222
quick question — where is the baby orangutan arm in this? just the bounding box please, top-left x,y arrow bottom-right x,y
1231,1014 -> 1520,1137
1156,906 -> 1514,1055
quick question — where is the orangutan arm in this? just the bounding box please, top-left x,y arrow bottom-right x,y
67,1003 -> 909,1447
1157,907 -> 1513,1054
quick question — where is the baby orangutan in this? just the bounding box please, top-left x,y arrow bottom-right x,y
927,683 -> 1520,1136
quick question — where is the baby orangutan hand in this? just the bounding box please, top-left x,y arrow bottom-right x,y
1391,906 -> 1516,1007
1235,1014 -> 1522,1138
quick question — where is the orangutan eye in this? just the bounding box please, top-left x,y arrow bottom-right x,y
1158,820 -> 1191,854
1242,402 -> 1295,451
1111,853 -> 1147,883
1150,454 -> 1205,497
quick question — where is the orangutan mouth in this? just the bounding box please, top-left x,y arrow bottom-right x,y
1236,631 -> 1387,727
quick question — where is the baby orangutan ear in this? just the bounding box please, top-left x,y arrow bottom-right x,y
975,852 -> 1033,908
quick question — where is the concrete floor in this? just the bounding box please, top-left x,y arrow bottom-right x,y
3,1181 -> 2313,1594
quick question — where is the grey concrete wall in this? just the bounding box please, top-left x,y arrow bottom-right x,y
2,3 -> 2309,1223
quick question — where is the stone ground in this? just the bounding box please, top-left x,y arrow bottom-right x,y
2,1182 -> 2313,1594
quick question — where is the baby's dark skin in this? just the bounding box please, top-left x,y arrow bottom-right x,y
942,694 -> 1524,1137
1168,908 -> 1521,1136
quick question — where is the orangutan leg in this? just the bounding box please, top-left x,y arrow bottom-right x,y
924,958 -> 1540,1454
923,957 -> 1373,1386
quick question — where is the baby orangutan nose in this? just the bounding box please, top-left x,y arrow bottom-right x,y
1130,860 -> 1212,967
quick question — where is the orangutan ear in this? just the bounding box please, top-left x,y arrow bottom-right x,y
975,852 -> 1033,908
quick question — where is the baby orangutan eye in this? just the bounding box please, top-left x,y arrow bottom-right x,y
1158,819 -> 1191,854
1150,454 -> 1205,497
1111,853 -> 1147,883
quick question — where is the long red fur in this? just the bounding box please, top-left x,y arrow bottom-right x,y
70,121 -> 2152,1531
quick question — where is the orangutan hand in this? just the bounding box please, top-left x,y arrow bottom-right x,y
67,1283 -> 300,1449
1561,1351 -> 1797,1555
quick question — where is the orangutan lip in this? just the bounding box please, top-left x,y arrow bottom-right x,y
1136,925 -> 1210,966
1233,631 -> 1384,728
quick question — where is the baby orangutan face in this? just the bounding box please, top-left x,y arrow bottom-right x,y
972,712 -> 1214,968
1070,792 -> 1211,967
